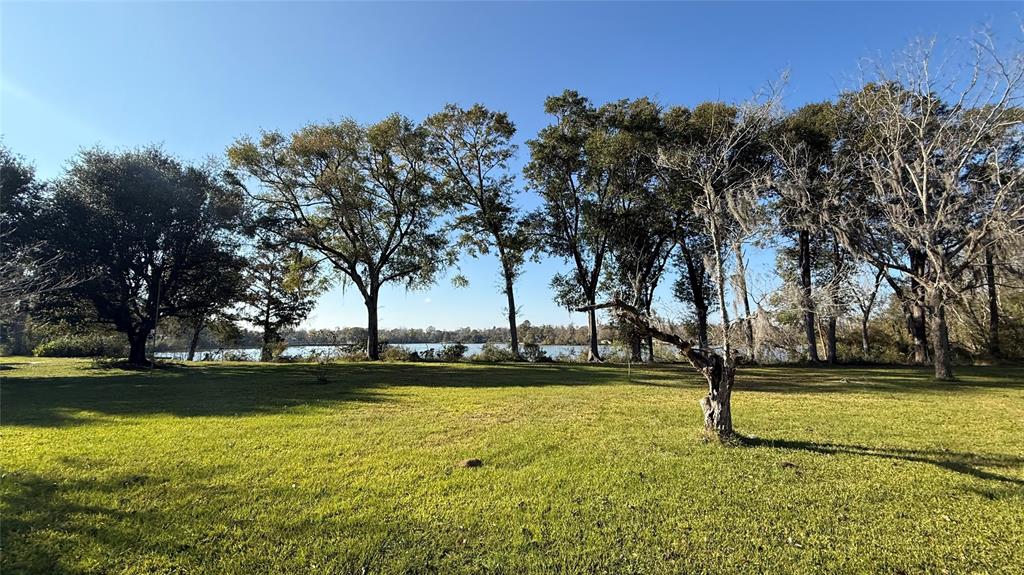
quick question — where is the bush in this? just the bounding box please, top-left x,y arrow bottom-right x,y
473,342 -> 517,363
33,333 -> 127,358
381,345 -> 415,362
218,349 -> 253,362
522,343 -> 550,363
439,342 -> 468,362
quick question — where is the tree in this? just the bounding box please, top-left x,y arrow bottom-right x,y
227,115 -> 449,360
597,97 -> 675,363
176,256 -> 246,361
850,266 -> 886,355
833,35 -> 1024,379
44,147 -> 244,365
769,102 -> 844,362
581,297 -> 736,439
672,229 -> 716,349
0,145 -> 78,354
659,100 -> 776,361
425,104 -> 534,359
240,244 -> 325,361
525,91 -> 624,362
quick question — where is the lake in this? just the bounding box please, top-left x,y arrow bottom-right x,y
156,343 -> 612,361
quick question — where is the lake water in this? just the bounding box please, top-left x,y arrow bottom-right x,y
156,343 -> 611,361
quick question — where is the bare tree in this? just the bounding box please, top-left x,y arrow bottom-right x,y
835,33 -> 1024,379
849,266 -> 886,355
658,96 -> 778,363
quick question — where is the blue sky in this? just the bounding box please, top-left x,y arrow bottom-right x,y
2,1 -> 1019,330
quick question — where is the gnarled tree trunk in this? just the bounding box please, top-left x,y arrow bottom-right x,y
579,298 -> 736,440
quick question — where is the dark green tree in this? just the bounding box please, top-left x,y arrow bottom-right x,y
43,147 -> 245,365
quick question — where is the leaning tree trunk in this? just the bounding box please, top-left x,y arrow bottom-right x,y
186,319 -> 204,362
579,297 -> 736,440
825,317 -> 838,364
860,316 -> 870,355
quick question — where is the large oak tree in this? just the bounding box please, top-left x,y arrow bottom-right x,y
228,115 -> 448,360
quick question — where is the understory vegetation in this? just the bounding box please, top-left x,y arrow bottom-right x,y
2,358 -> 1022,574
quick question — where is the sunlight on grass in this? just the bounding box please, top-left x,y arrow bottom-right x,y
2,357 -> 1022,574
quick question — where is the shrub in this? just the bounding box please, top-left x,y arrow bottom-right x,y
473,342 -> 516,363
381,345 -> 415,362
522,343 -> 550,363
33,334 -> 127,358
439,342 -> 468,362
418,348 -> 438,361
219,350 -> 253,362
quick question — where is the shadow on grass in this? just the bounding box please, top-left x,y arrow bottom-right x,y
741,436 -> 1024,487
0,362 -> 637,427
3,361 -> 1022,428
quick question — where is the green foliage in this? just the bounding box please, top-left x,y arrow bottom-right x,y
32,333 -> 127,358
521,342 -> 550,363
438,342 -> 468,362
472,342 -> 517,362
38,147 -> 244,363
380,345 -> 416,362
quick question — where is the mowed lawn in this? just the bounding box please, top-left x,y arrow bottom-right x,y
2,358 -> 1022,575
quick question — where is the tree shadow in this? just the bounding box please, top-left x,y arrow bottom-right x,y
739,435 -> 1024,487
1,470 -> 193,574
733,364 -> 1024,395
0,362 -> 639,428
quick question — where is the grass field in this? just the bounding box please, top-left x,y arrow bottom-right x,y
2,357 -> 1022,574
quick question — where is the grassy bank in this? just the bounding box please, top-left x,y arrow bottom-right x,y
2,357 -> 1022,574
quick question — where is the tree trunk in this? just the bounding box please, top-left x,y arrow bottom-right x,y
710,224 -> 731,360
504,272 -> 522,360
909,250 -> 929,364
586,305 -> 602,362
860,316 -> 870,355
186,319 -> 203,361
260,331 -> 275,362
699,353 -> 735,439
629,334 -> 642,362
798,230 -> 819,362
985,248 -> 1000,358
733,242 -> 755,362
578,297 -> 735,440
931,300 -> 953,380
127,329 -> 150,366
680,241 -> 709,349
365,293 -> 380,361
645,334 -> 655,363
825,317 -> 837,364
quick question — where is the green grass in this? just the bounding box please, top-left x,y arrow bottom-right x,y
2,357 -> 1022,574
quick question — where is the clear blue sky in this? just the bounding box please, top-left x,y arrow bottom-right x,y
2,2 -> 1018,330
